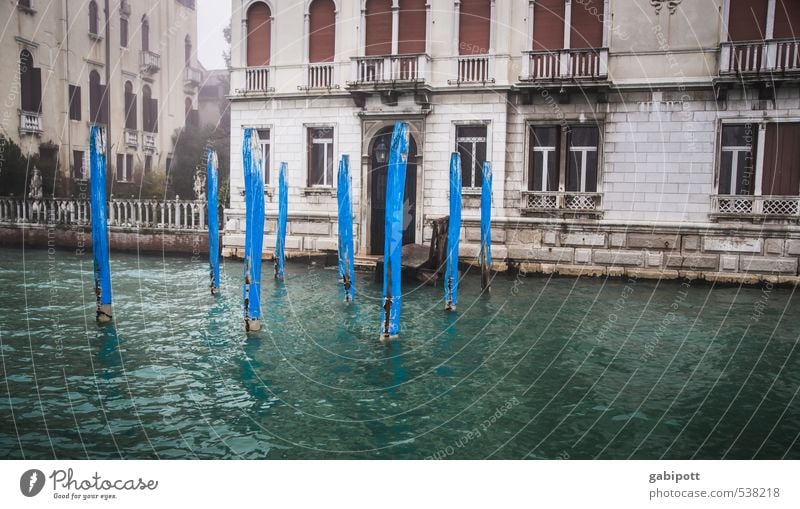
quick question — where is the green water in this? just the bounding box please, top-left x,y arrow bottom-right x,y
0,246 -> 798,459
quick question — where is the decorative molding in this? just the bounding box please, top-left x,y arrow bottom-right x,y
650,0 -> 682,15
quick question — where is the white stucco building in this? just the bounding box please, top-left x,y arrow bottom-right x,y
224,0 -> 800,283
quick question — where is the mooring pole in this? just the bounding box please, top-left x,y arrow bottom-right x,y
337,155 -> 356,302
380,122 -> 409,340
480,161 -> 492,292
207,149 -> 220,294
89,125 -> 113,324
275,162 -> 288,280
242,129 -> 265,332
445,152 -> 462,311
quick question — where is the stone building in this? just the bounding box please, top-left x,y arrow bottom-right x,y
224,0 -> 800,283
0,0 -> 201,195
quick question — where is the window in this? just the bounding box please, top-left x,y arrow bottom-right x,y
398,0 -> 426,54
89,70 -> 108,124
309,0 -> 335,63
144,155 -> 152,174
456,125 -> 488,188
20,50 -> 41,114
115,154 -> 133,182
528,126 -> 559,192
141,15 -> 149,52
526,124 -> 601,193
459,0 -> 490,55
89,1 -> 99,36
124,81 -> 136,130
120,17 -> 128,47
142,85 -> 158,133
307,127 -> 334,186
246,2 -> 271,66
184,35 -> 192,66
719,124 -> 757,196
257,128 -> 271,186
762,122 -> 800,196
68,85 -> 81,121
73,150 -> 87,180
17,0 -> 32,10
365,0 -> 392,56
533,0 -> 565,51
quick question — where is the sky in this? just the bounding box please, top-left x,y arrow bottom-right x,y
196,0 -> 232,70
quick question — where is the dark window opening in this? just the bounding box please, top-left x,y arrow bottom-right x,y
307,127 -> 334,186
456,125 -> 488,188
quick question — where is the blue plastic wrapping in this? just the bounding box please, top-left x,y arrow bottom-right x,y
337,155 -> 356,302
275,162 -> 288,279
242,128 -> 265,326
380,122 -> 409,338
89,125 -> 112,316
207,149 -> 220,293
445,152 -> 462,310
480,161 -> 492,290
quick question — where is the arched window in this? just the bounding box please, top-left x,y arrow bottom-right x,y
89,70 -> 107,124
89,0 -> 99,36
365,0 -> 392,56
141,15 -> 150,51
459,0 -> 490,55
184,35 -> 192,65
398,0 -> 426,54
20,50 -> 41,114
246,2 -> 271,66
142,84 -> 158,133
124,81 -> 137,130
309,0 -> 335,62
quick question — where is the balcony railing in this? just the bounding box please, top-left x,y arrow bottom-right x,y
520,48 -> 609,81
140,50 -> 161,73
143,132 -> 157,152
711,195 -> 800,217
305,62 -> 335,89
720,39 -> 800,74
453,55 -> 493,84
184,66 -> 203,87
20,111 -> 42,133
244,66 -> 271,92
521,191 -> 602,213
0,197 -> 208,231
349,54 -> 429,85
124,129 -> 138,147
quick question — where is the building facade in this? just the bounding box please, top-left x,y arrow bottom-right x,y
1,0 -> 201,195
224,0 -> 800,283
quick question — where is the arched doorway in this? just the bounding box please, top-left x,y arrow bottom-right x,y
369,126 -> 417,255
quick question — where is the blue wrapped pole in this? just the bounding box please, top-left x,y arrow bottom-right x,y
275,162 -> 288,280
242,128 -> 265,332
480,161 -> 492,292
337,155 -> 356,302
380,122 -> 409,340
445,152 -> 462,311
207,149 -> 220,294
90,125 -> 113,324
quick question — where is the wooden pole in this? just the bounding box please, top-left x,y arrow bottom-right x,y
207,149 -> 220,294
242,129 -> 265,332
445,152 -> 462,311
480,161 -> 492,292
337,155 -> 356,301
90,125 -> 113,323
274,162 -> 288,279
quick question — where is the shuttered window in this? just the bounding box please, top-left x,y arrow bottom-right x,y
365,0 -> 392,56
246,2 -> 271,66
309,0 -> 336,62
124,82 -> 136,130
69,85 -> 81,121
774,0 -> 800,39
533,0 -> 565,51
459,0 -> 491,55
398,0 -> 426,54
141,16 -> 149,51
762,123 -> 800,196
719,124 -> 758,196
120,17 -> 128,47
728,0 -> 769,41
142,85 -> 158,133
89,70 -> 108,124
20,50 -> 41,113
570,0 -> 603,49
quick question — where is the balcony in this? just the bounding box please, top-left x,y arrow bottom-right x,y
302,62 -> 337,90
143,132 -> 157,152
244,66 -> 272,93
450,55 -> 494,85
140,50 -> 161,74
719,39 -> 800,75
711,195 -> 800,219
184,66 -> 203,88
124,129 -> 138,147
348,54 -> 430,87
520,48 -> 609,82
521,191 -> 602,216
20,111 -> 42,134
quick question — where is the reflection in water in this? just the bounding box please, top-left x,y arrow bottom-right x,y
0,247 -> 797,460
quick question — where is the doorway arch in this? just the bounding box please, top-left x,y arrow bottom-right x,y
368,125 -> 418,255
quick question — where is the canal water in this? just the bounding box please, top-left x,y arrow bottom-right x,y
0,246 -> 797,459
